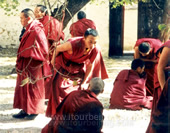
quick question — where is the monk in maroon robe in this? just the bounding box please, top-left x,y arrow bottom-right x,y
110,59 -> 153,110
34,5 -> 65,99
34,5 -> 65,49
134,38 -> 162,96
42,77 -> 104,133
13,8 -> 50,120
46,28 -> 108,117
69,11 -> 96,37
146,40 -> 170,133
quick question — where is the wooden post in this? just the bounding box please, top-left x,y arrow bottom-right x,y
109,3 -> 124,57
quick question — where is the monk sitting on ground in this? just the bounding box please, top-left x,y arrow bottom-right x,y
109,59 -> 153,110
42,77 -> 105,133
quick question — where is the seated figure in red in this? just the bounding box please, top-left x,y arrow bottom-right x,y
42,77 -> 105,133
134,38 -> 162,96
146,40 -> 170,133
46,28 -> 108,117
69,11 -> 96,37
109,59 -> 153,110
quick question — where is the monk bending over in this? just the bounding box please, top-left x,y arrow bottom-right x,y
42,77 -> 105,133
134,38 -> 162,96
46,28 -> 108,117
109,59 -> 153,110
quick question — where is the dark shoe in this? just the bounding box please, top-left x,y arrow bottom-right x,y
12,110 -> 28,119
24,114 -> 38,120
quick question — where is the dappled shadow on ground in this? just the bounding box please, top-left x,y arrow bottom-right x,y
0,128 -> 42,133
0,104 -> 13,111
0,48 -> 17,57
0,53 -> 152,133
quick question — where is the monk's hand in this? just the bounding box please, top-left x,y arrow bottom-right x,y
152,59 -> 157,63
51,58 -> 55,68
81,83 -> 88,90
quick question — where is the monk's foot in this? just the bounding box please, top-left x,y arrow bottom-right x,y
24,114 -> 38,120
12,110 -> 28,119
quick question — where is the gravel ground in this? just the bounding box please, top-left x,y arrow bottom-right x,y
0,49 -> 151,133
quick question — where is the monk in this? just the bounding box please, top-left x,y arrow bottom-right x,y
109,59 -> 153,110
12,8 -> 49,120
134,38 -> 162,96
34,4 -> 65,49
42,77 -> 105,133
69,11 -> 96,37
34,5 -> 65,98
46,28 -> 108,117
146,40 -> 170,133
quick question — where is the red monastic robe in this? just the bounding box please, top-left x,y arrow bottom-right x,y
42,90 -> 104,133
46,37 -> 108,117
146,40 -> 170,133
13,20 -> 50,114
39,15 -> 64,43
109,70 -> 153,110
134,38 -> 162,96
69,18 -> 96,37
39,15 -> 65,99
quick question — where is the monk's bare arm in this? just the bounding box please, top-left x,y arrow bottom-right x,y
134,46 -> 157,63
141,58 -> 158,63
51,42 -> 72,66
157,47 -> 170,90
81,62 -> 92,86
134,47 -> 140,59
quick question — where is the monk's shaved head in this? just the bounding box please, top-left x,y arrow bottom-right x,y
89,77 -> 104,95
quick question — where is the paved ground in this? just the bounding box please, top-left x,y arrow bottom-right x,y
0,49 -> 151,133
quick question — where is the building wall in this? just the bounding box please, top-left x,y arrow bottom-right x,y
0,0 -> 109,49
0,1 -> 137,53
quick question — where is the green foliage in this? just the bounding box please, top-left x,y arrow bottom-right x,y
109,0 -> 151,8
158,24 -> 170,33
158,24 -> 167,31
0,0 -> 20,16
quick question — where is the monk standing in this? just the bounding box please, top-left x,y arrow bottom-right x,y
134,38 -> 162,96
46,28 -> 108,117
34,5 -> 65,99
146,40 -> 170,133
42,77 -> 105,133
69,11 -> 96,37
12,8 -> 49,120
109,59 -> 153,110
34,5 -> 65,51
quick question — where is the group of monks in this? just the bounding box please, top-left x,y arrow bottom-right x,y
11,4 -> 169,133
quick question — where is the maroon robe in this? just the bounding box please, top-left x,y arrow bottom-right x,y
134,38 -> 162,96
69,18 -> 96,37
146,40 -> 170,133
13,20 -> 50,114
39,15 -> 64,43
39,15 -> 65,99
42,90 -> 104,133
109,70 -> 153,110
46,37 -> 108,117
